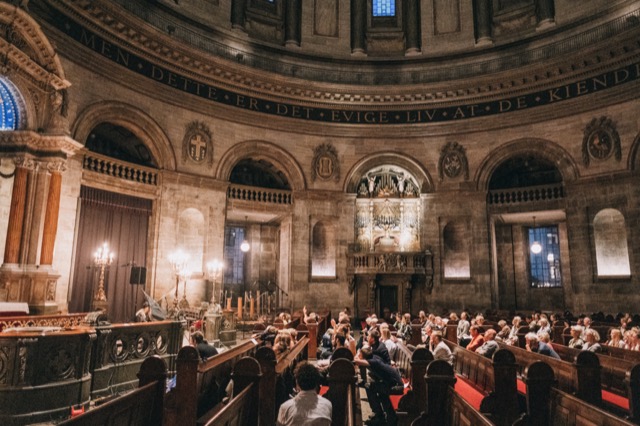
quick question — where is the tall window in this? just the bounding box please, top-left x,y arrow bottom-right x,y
593,208 -> 630,277
224,226 -> 245,285
528,225 -> 561,288
0,79 -> 18,130
373,0 -> 395,16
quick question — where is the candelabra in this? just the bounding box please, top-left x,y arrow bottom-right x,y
168,250 -> 190,311
206,259 -> 224,309
93,242 -> 114,310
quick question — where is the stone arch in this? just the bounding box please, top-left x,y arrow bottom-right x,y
475,138 -> 579,191
343,152 -> 434,194
628,132 -> 640,172
72,101 -> 176,171
216,140 -> 306,191
0,4 -> 69,130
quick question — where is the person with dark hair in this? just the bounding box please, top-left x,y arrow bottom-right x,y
135,301 -> 152,322
277,362 -> 332,426
367,329 -> 391,365
355,346 -> 403,425
190,331 -> 218,361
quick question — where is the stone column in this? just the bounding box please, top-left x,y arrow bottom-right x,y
404,0 -> 421,56
40,168 -> 62,265
474,0 -> 493,46
536,0 -> 555,29
350,0 -> 367,55
284,0 -> 301,48
231,0 -> 247,29
3,162 -> 28,264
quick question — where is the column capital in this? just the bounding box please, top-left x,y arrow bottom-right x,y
0,131 -> 83,166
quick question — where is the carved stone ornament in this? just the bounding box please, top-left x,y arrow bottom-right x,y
582,116 -> 621,167
311,143 -> 340,182
182,121 -> 213,166
439,142 -> 469,181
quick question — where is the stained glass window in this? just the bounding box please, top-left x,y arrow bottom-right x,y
224,226 -> 245,285
528,225 -> 562,288
0,80 -> 18,131
373,0 -> 396,17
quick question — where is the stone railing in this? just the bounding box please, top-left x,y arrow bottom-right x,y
487,183 -> 564,205
227,183 -> 293,205
346,251 -> 433,276
0,312 -> 87,332
83,152 -> 159,186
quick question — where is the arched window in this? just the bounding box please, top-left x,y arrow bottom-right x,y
593,208 -> 630,278
0,79 -> 19,131
373,0 -> 396,17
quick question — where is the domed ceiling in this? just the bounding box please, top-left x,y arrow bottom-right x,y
27,0 -> 640,125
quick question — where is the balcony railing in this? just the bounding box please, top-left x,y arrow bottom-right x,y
346,251 -> 433,276
487,183 -> 564,205
227,183 -> 293,205
83,153 -> 159,186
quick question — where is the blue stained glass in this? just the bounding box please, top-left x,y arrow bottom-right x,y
373,0 -> 396,17
528,225 -> 562,288
0,80 -> 18,131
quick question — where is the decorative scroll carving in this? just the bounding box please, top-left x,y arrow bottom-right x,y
47,345 -> 75,380
439,141 -> 469,181
582,116 -> 621,167
46,89 -> 70,135
368,277 -> 376,310
311,143 -> 339,182
182,121 -> 213,166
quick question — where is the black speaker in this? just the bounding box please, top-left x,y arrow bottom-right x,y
129,266 -> 146,285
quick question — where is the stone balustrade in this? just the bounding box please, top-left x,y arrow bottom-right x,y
487,183 -> 564,205
227,183 -> 293,205
346,251 -> 433,275
83,152 -> 159,186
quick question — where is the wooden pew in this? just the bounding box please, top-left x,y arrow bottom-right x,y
396,348 -> 433,425
163,338 -> 262,426
199,356 -> 262,426
58,356 -> 167,426
411,360 -> 494,426
517,361 -> 637,426
551,342 -> 640,420
445,340 -> 522,425
323,358 -> 358,426
256,336 -> 310,426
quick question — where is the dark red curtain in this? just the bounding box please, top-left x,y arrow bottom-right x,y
69,186 -> 152,323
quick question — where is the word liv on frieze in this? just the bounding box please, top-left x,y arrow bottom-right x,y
48,7 -> 640,125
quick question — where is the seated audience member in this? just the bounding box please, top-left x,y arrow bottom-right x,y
625,328 -> 640,351
568,326 -> 584,349
418,310 -> 428,326
421,324 -> 434,347
466,325 -> 485,352
607,328 -> 626,348
302,306 -> 319,324
379,323 -> 397,360
190,331 -> 218,361
580,317 -> 593,340
277,362 -> 332,426
475,314 -> 486,326
255,325 -> 279,345
397,313 -> 412,341
525,332 -> 560,359
457,312 -> 471,346
496,320 -> 511,342
536,317 -> 551,339
476,329 -> 499,359
449,312 -> 459,323
354,347 -> 403,426
582,329 -> 602,353
433,316 -> 446,331
135,301 -> 153,322
504,316 -> 522,346
368,329 -> 391,365
430,330 -> 453,365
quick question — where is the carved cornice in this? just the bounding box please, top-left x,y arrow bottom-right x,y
0,4 -> 69,90
30,0 -> 640,108
0,131 -> 82,162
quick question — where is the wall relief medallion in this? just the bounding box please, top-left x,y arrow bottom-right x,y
439,142 -> 469,181
311,143 -> 340,182
582,116 -> 621,166
182,121 -> 213,166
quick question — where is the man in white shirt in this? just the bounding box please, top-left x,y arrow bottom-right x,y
277,362 -> 332,426
430,331 -> 453,365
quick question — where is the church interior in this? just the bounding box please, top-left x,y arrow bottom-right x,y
1,0 -> 640,424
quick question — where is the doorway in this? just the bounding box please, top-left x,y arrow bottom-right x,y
378,285 -> 398,320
